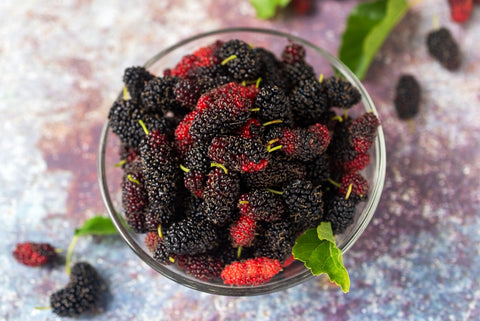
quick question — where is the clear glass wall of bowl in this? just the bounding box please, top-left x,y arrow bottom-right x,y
98,27 -> 386,296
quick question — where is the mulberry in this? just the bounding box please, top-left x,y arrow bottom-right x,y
140,130 -> 179,229
221,257 -> 282,286
208,135 -> 269,173
164,215 -> 218,255
203,167 -> 241,225
243,154 -> 307,189
141,76 -> 183,115
426,27 -> 461,71
176,253 -> 224,281
323,194 -> 359,235
321,75 -> 361,109
289,78 -> 329,125
229,214 -> 257,247
394,74 -> 421,120
269,123 -> 331,162
123,66 -> 155,100
254,220 -> 296,264
254,85 -> 293,125
281,41 -> 306,64
282,180 -> 323,232
50,262 -> 101,317
13,242 -> 57,267
242,189 -> 285,222
121,160 -> 148,233
108,99 -> 170,149
218,39 -> 263,81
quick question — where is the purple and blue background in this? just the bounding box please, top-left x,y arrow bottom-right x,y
1,0 -> 479,320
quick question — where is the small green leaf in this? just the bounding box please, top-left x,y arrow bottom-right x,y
74,215 -> 118,237
249,0 -> 291,19
339,0 -> 409,80
293,222 -> 350,293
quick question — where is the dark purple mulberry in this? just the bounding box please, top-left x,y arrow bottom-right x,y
282,180 -> 323,233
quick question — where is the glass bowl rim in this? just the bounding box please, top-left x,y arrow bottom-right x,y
97,26 -> 387,296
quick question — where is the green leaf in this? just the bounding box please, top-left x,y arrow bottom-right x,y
74,215 -> 118,237
317,221 -> 336,244
249,0 -> 291,19
292,222 -> 350,293
291,228 -> 320,261
339,0 -> 409,80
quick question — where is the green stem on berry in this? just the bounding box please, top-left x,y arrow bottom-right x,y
157,224 -> 163,239
408,119 -> 415,134
138,119 -> 149,136
238,200 -> 249,205
327,178 -> 341,188
34,306 -> 52,310
266,138 -> 282,152
345,183 -> 353,200
255,77 -> 262,88
168,256 -> 175,263
115,159 -> 127,167
318,73 -> 324,83
331,115 -> 343,122
127,174 -> 140,185
267,145 -> 282,153
123,86 -> 131,100
250,107 -> 260,112
343,108 -> 349,120
262,119 -> 283,126
65,235 -> 79,275
266,188 -> 283,195
237,246 -> 242,258
221,54 -> 237,65
179,164 -> 190,173
211,162 -> 228,174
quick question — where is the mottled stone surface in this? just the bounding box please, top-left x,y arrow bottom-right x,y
1,0 -> 479,320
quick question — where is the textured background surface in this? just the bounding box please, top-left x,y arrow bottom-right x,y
1,0 -> 479,320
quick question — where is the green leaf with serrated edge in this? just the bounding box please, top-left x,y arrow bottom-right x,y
74,215 -> 118,237
339,0 -> 409,80
249,0 -> 291,19
293,222 -> 350,293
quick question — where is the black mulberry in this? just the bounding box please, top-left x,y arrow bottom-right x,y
394,74 -> 421,120
50,262 -> 101,317
426,27 -> 461,71
282,180 -> 323,233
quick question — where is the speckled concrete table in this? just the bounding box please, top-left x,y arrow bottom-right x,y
1,0 -> 479,320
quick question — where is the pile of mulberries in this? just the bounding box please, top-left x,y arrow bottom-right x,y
108,38 -> 380,286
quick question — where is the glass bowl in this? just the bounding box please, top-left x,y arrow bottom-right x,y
98,27 -> 386,296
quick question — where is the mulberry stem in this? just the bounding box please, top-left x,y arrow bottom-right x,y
115,159 -> 127,167
127,174 -> 140,185
123,86 -> 131,100
179,164 -> 190,173
318,73 -> 324,83
138,119 -> 149,136
65,235 -> 79,275
327,178 -> 341,188
262,119 -> 283,126
345,183 -> 353,200
211,162 -> 228,174
157,224 -> 163,239
266,188 -> 283,195
221,54 -> 237,65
